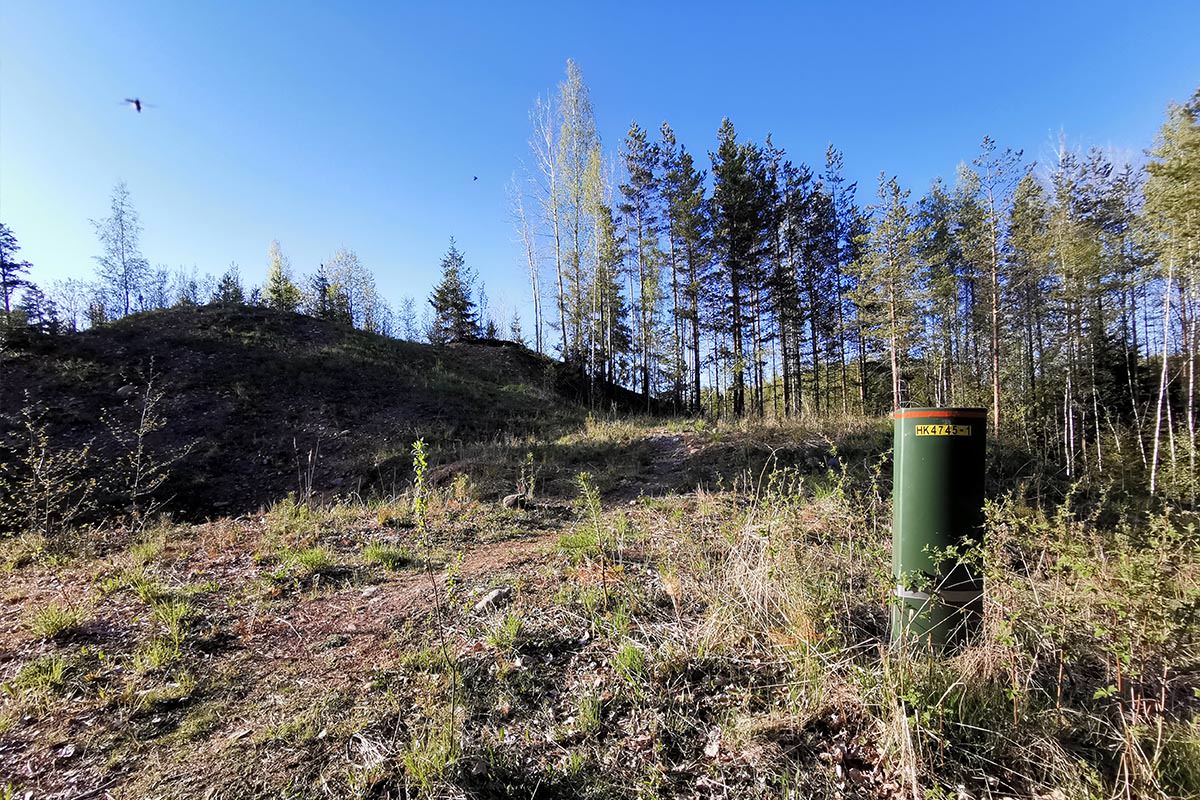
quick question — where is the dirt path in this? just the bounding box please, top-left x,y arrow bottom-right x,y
609,432 -> 702,502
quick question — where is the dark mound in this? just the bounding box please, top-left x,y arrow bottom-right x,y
1,305 -> 637,519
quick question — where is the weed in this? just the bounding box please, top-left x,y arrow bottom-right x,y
134,672 -> 196,712
8,653 -> 68,698
575,693 -> 602,736
130,536 -> 165,565
133,638 -> 180,672
362,541 -> 414,570
152,597 -> 193,646
272,545 -> 337,582
266,493 -> 315,542
486,611 -> 524,653
399,646 -> 456,674
27,602 -> 85,639
0,398 -> 96,539
556,528 -> 600,562
127,569 -> 169,604
400,710 -> 457,794
612,640 -> 645,685
101,362 -> 192,530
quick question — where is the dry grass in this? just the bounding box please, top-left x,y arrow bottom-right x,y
0,415 -> 1197,799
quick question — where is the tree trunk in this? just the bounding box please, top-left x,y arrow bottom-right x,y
1150,258 -> 1173,495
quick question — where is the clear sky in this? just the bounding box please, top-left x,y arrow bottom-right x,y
2,0 -> 1197,326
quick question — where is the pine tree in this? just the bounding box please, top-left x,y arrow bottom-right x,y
92,182 -> 150,317
660,124 -> 709,411
213,264 -> 245,304
306,265 -> 332,319
428,239 -> 480,344
709,119 -> 768,417
825,147 -> 866,413
970,137 -> 1024,431
0,223 -> 32,319
917,178 -> 962,405
856,174 -> 922,411
509,313 -> 526,346
19,284 -> 60,335
303,264 -> 351,325
1005,173 -> 1053,427
619,121 -> 662,405
264,240 -> 302,312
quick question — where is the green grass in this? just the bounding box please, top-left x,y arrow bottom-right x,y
9,653 -> 68,698
270,545 -> 338,582
133,638 -> 180,672
612,640 -> 645,684
486,611 -> 525,653
130,537 -> 166,565
362,541 -> 415,570
575,693 -> 602,736
27,602 -> 85,639
152,597 -> 194,645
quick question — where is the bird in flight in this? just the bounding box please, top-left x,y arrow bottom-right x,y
473,176 -> 478,181
123,98 -> 148,113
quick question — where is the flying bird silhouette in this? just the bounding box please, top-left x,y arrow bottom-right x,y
473,176 -> 478,181
123,98 -> 147,113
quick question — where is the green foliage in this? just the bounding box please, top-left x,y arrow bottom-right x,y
272,546 -> 336,581
0,221 -> 32,322
100,362 -> 190,529
212,264 -> 245,305
362,541 -> 414,570
91,181 -> 149,318
27,602 -> 85,639
486,611 -> 525,653
575,693 -> 602,736
427,238 -> 480,344
411,439 -> 429,530
0,398 -> 96,538
400,712 -> 457,794
612,640 -> 645,685
133,637 -> 180,672
152,597 -> 194,647
8,653 -> 68,698
263,241 -> 302,312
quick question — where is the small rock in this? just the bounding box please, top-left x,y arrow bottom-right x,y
703,726 -> 721,758
473,586 -> 512,614
501,493 -> 530,510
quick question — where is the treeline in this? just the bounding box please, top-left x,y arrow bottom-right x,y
0,187 -> 519,348
514,62 -> 1199,491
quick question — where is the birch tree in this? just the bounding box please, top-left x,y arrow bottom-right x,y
92,182 -> 150,318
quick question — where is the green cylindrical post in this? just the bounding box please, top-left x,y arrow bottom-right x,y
891,407 -> 987,649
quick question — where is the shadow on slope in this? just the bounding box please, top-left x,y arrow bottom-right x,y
0,305 -> 608,520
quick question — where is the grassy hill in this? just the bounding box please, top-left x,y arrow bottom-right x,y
1,304 -> 619,519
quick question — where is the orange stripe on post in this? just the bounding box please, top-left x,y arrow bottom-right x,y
892,409 -> 988,420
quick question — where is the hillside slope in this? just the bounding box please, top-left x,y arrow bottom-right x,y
1,305 -> 600,518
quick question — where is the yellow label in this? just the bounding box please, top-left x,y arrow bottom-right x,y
915,424 -> 972,437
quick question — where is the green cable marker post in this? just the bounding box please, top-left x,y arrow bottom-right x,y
891,407 -> 987,650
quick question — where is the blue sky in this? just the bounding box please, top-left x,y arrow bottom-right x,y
2,0 -> 1197,326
